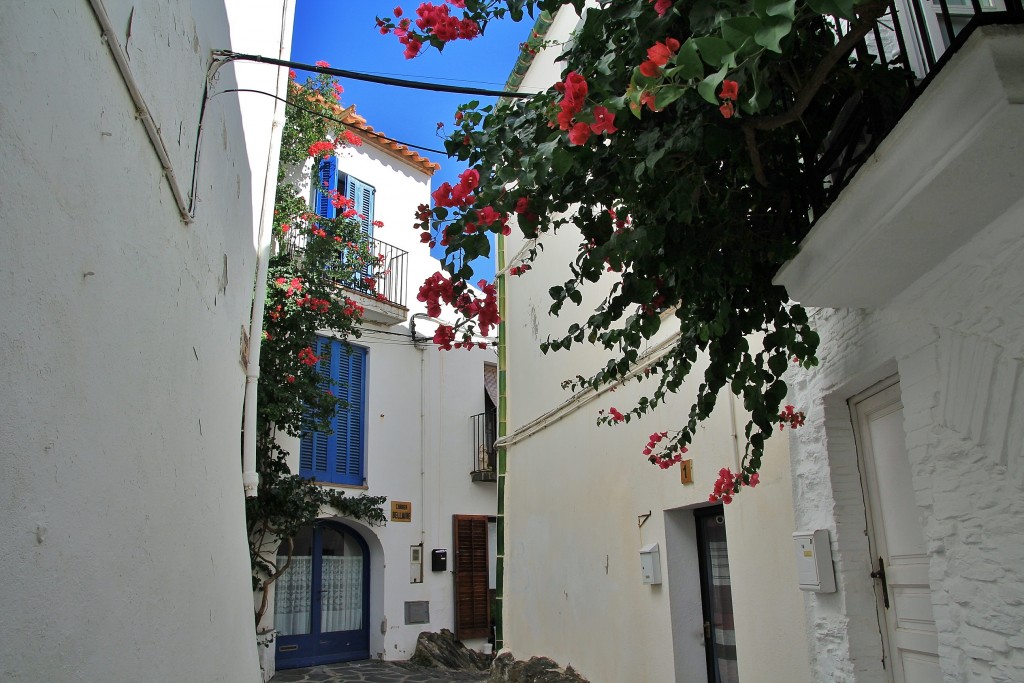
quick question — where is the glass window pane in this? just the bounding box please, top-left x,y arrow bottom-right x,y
273,527 -> 314,636
320,526 -> 364,633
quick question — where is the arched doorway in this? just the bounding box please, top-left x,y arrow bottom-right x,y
273,520 -> 370,668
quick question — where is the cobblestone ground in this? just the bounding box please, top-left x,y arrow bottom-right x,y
271,660 -> 489,683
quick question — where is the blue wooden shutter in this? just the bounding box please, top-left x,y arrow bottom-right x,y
299,336 -> 333,479
299,338 -> 366,485
316,157 -> 338,219
334,343 -> 367,485
344,176 -> 375,237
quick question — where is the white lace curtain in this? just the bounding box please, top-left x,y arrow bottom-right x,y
273,556 -> 363,636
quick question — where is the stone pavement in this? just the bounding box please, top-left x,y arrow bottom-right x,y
271,660 -> 489,683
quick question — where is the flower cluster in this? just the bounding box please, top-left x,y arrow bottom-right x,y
718,79 -> 739,119
778,404 -> 806,430
639,39 -> 681,78
709,467 -> 760,504
381,2 -> 480,59
297,346 -> 319,367
308,140 -> 334,157
432,167 -> 479,208
464,205 -> 510,235
553,72 -> 617,146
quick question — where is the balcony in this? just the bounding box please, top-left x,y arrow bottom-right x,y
338,236 -> 409,326
777,7 -> 1023,308
286,233 -> 409,326
470,411 -> 497,483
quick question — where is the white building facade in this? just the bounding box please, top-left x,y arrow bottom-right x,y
266,113 -> 499,669
776,23 -> 1024,683
1,1 -> 295,681
493,8 -> 812,683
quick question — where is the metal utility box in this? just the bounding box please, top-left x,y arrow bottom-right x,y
639,542 -> 662,585
793,530 -> 836,592
431,548 -> 447,572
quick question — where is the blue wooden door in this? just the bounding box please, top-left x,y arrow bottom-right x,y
274,521 -> 370,668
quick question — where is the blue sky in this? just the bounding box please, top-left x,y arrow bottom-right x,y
290,1 -> 537,283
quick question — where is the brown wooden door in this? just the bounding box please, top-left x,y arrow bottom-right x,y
453,515 -> 490,640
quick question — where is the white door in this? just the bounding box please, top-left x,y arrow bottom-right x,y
852,381 -> 940,682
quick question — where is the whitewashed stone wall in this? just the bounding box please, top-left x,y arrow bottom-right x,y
786,195 -> 1024,682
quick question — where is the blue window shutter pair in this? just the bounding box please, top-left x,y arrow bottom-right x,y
299,336 -> 367,485
316,157 -> 339,219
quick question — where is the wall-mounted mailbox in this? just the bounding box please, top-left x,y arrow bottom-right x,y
639,542 -> 662,585
793,530 -> 836,592
431,548 -> 447,572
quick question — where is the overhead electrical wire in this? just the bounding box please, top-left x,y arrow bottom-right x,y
215,51 -> 538,99
218,88 -> 448,155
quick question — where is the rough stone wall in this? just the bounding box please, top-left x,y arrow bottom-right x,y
786,199 -> 1024,682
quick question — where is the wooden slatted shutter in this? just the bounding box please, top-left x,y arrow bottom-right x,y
299,337 -> 366,485
334,343 -> 366,485
343,175 -> 375,237
316,157 -> 338,219
453,515 -> 490,640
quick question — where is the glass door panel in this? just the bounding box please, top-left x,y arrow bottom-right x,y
319,525 -> 364,633
273,526 -> 314,636
695,507 -> 739,683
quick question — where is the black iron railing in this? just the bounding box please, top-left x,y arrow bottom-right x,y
284,233 -> 408,309
470,410 -> 497,476
341,236 -> 408,309
808,0 -> 1022,219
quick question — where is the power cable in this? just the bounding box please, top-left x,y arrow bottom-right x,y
219,88 -> 448,155
215,51 -> 537,99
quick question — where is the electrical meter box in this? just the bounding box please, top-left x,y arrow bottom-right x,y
431,548 -> 447,572
793,530 -> 836,592
639,542 -> 662,585
410,545 -> 423,584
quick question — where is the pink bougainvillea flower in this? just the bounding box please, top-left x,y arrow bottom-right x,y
608,407 -> 625,422
393,6 -> 403,16
315,60 -> 330,68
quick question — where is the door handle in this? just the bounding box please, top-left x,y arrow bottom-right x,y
702,621 -> 712,645
869,556 -> 890,609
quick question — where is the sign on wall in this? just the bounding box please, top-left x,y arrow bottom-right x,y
680,459 -> 694,485
391,501 -> 412,522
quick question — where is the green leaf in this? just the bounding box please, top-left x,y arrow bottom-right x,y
753,0 -> 797,20
552,146 -> 574,176
654,85 -> 684,111
753,15 -> 792,53
668,39 -> 703,80
694,37 -> 734,69
720,16 -> 762,49
697,65 -> 728,105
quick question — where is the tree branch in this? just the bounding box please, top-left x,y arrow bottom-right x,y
746,5 -> 887,133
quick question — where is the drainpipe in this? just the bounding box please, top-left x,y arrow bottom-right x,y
241,3 -> 293,497
411,313 -> 432,544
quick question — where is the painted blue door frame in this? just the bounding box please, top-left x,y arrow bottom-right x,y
275,521 -> 371,669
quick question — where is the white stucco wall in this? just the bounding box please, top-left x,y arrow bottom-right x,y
785,198 -> 1024,683
0,1 -> 292,681
274,139 -> 498,662
777,28 -> 1024,683
497,7 -> 810,682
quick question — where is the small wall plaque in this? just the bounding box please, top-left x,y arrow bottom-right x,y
680,459 -> 694,485
391,501 -> 412,522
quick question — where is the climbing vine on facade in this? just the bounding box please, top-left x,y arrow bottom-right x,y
378,0 -> 910,500
247,68 -> 386,627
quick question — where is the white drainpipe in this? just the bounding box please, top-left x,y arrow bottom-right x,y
241,3 -> 293,497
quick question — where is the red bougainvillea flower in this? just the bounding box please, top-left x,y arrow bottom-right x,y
640,38 -> 681,77
343,130 -> 363,146
307,140 -> 334,157
720,79 -> 739,101
568,121 -> 592,146
608,407 -> 625,422
393,6 -> 403,17
590,106 -> 617,135
315,60 -> 330,68
288,69 -> 296,80
719,101 -> 734,119
650,0 -> 673,16
298,346 -> 319,367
